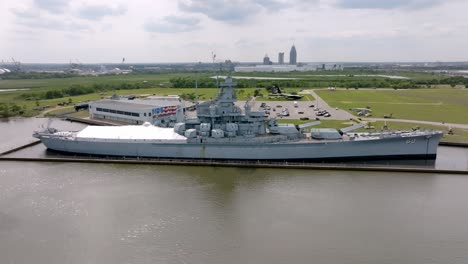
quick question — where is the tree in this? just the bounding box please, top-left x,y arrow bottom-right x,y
253,89 -> 261,97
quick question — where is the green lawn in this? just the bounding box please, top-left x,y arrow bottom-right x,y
316,89 -> 468,124
0,71 -> 461,119
0,73 -> 191,90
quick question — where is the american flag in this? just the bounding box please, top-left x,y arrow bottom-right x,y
153,105 -> 177,117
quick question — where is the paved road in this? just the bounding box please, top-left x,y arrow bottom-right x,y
305,90 -> 355,120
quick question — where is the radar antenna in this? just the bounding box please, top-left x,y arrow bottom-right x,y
46,118 -> 53,129
211,51 -> 219,88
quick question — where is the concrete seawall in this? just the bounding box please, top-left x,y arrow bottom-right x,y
1,156 -> 467,175
440,141 -> 468,148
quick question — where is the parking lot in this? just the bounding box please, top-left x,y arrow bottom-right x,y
186,89 -> 356,121
249,100 -> 354,120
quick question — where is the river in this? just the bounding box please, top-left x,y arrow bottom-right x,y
1,118 -> 467,264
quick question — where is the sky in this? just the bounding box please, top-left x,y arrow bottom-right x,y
1,0 -> 468,63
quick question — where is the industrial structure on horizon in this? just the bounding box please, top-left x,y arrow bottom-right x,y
235,44 -> 343,72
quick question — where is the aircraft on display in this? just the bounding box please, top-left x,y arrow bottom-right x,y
350,107 -> 372,116
268,85 -> 303,100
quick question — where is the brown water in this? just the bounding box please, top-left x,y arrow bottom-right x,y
1,118 -> 468,264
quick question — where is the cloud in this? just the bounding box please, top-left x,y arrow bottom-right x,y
336,0 -> 444,10
178,0 -> 258,23
11,5 -> 89,32
253,0 -> 291,10
11,7 -> 39,19
16,16 -> 90,31
77,4 -> 127,20
144,15 -> 201,33
34,0 -> 70,13
178,0 -> 305,23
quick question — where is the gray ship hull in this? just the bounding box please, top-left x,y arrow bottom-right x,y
38,133 -> 442,161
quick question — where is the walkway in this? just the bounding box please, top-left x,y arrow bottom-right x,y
305,90 -> 355,120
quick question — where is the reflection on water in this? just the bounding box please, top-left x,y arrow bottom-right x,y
0,88 -> 30,92
1,161 -> 468,264
336,158 -> 436,167
0,117 -> 85,153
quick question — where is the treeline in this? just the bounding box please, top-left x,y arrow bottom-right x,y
414,76 -> 468,87
0,103 -> 26,118
169,76 -> 419,89
170,77 -> 217,88
12,74 -> 468,103
0,72 -> 79,80
170,75 -> 468,89
18,81 -> 153,100
170,77 -> 313,88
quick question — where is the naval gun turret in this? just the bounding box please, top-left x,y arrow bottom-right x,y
173,74 -> 301,142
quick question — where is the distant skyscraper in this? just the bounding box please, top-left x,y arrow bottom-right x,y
263,54 -> 272,65
278,52 -> 284,64
289,45 -> 297,65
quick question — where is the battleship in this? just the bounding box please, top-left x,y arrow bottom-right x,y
33,76 -> 443,161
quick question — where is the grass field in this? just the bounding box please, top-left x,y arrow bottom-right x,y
0,71 -> 461,120
0,83 -> 311,117
316,88 -> 468,124
0,73 -> 191,90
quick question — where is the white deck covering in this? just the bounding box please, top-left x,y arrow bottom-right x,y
76,125 -> 187,140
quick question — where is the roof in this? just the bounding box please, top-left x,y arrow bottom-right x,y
92,99 -> 178,111
77,125 -> 187,140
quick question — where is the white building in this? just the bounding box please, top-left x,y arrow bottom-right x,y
89,96 -> 182,126
234,63 -> 344,72
235,64 -> 317,72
